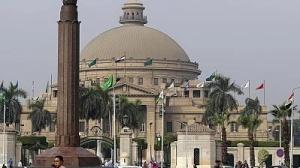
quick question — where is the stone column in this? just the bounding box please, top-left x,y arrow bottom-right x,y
237,143 -> 245,162
120,127 -> 132,166
170,141 -> 177,168
146,104 -> 156,161
34,1 -> 100,167
131,141 -> 138,165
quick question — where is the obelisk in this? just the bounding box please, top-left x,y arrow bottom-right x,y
34,0 -> 101,167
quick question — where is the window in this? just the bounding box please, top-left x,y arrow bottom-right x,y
184,90 -> 189,97
95,78 -> 100,84
129,77 -> 134,83
53,90 -> 58,98
204,90 -> 209,98
79,121 -> 85,133
180,122 -> 187,129
138,78 -> 143,85
194,148 -> 200,165
193,90 -> 201,98
230,122 -> 238,132
154,78 -> 158,85
162,78 -> 167,83
140,123 -> 145,132
49,116 -> 55,132
166,122 -> 173,132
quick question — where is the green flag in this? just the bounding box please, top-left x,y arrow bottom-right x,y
101,75 -> 114,91
88,59 -> 97,68
206,72 -> 216,81
144,58 -> 153,66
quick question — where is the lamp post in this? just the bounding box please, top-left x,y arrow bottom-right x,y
176,121 -> 188,168
149,122 -> 153,161
0,93 -> 5,165
290,86 -> 300,168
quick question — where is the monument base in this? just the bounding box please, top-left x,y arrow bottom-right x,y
34,147 -> 101,167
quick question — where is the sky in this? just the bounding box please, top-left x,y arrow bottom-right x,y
0,0 -> 300,109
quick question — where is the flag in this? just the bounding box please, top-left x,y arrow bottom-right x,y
101,75 -> 114,91
196,82 -> 205,88
88,59 -> 97,67
156,90 -> 164,103
144,58 -> 153,66
288,92 -> 294,102
168,82 -> 174,89
115,56 -> 126,63
206,72 -> 216,81
241,81 -> 249,89
256,83 -> 264,90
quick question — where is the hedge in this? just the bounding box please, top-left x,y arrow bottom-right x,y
225,140 -> 279,147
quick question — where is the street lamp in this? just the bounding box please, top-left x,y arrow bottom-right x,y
290,86 -> 300,168
0,92 -> 6,165
176,121 -> 188,168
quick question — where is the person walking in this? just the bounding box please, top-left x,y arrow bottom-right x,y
17,160 -> 23,167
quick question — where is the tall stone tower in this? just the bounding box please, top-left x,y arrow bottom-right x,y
34,0 -> 101,167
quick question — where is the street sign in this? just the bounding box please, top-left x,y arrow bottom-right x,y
276,149 -> 284,157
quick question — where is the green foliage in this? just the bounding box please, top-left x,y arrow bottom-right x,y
133,138 -> 147,150
258,149 -> 269,168
28,99 -> 52,133
17,136 -> 48,150
0,81 -> 27,124
117,96 -> 145,130
153,134 -> 177,151
226,140 -> 279,147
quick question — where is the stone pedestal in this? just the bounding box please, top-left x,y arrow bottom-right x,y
131,141 -> 138,165
0,128 -> 17,166
34,147 -> 101,167
120,127 -> 132,166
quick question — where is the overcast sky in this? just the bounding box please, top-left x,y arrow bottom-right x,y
0,0 -> 300,109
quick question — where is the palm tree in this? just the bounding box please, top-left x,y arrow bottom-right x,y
79,86 -> 111,135
238,97 -> 262,167
117,96 -> 144,131
271,102 -> 293,166
203,74 -> 243,164
28,99 -> 52,134
0,82 -> 27,125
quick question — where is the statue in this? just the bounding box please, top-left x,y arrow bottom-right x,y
63,0 -> 77,5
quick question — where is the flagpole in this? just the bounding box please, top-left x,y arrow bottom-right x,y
124,52 -> 126,81
263,80 -> 266,105
248,80 -> 251,98
113,89 -> 117,167
161,89 -> 164,168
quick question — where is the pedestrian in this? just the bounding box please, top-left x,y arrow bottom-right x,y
7,158 -> 12,168
142,161 -> 148,168
52,155 -> 66,168
214,160 -> 221,168
18,160 -> 23,167
242,160 -> 249,168
1,164 -> 6,168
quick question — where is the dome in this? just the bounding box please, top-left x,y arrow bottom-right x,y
81,25 -> 190,62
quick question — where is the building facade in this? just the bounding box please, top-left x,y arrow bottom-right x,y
20,0 -> 269,162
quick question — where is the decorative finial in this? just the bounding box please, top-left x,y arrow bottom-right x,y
63,0 -> 77,5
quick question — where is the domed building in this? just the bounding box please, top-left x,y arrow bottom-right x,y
19,0 -> 269,165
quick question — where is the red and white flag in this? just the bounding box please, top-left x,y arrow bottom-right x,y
288,92 -> 294,102
256,83 -> 264,90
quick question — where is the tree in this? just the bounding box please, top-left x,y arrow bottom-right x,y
117,96 -> 144,131
271,102 -> 293,166
79,85 -> 111,135
203,74 -> 243,164
0,82 -> 27,125
238,97 -> 262,167
28,99 -> 52,134
258,149 -> 269,168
